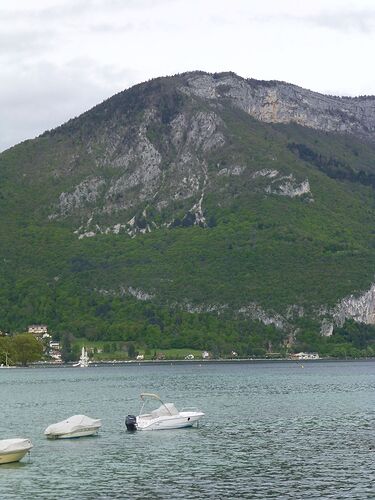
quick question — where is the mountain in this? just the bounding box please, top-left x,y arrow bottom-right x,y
1,71 -> 375,356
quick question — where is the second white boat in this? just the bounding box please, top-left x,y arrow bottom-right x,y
44,414 -> 102,439
125,393 -> 204,431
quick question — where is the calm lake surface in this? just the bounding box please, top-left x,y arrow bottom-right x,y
0,361 -> 374,499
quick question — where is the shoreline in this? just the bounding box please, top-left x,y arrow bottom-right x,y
2,357 -> 374,368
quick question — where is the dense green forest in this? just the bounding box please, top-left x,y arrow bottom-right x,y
0,218 -> 374,358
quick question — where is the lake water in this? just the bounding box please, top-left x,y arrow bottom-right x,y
0,361 -> 374,499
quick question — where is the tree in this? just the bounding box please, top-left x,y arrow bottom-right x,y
61,334 -> 75,363
0,337 -> 15,366
12,334 -> 43,366
127,342 -> 136,359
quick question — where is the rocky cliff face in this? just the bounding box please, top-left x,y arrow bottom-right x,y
47,71 -> 375,237
315,282 -> 375,336
181,72 -> 375,142
50,72 -> 341,238
334,282 -> 375,326
50,106 -> 225,238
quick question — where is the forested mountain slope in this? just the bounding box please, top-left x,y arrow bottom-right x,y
1,71 -> 375,355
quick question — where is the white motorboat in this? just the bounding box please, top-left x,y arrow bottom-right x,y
73,347 -> 90,368
44,414 -> 102,439
125,393 -> 204,431
0,438 -> 33,464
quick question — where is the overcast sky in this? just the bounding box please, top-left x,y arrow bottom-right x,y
1,0 -> 375,152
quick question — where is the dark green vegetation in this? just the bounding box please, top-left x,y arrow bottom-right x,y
1,72 -> 375,357
0,334 -> 43,366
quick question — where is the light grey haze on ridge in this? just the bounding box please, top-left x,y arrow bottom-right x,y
1,0 -> 374,152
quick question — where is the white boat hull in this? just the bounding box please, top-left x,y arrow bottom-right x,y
137,411 -> 204,431
46,427 -> 100,439
0,450 -> 29,464
0,439 -> 33,464
44,415 -> 102,439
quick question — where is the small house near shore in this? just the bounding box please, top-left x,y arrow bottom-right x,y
28,324 -> 48,336
291,352 -> 319,360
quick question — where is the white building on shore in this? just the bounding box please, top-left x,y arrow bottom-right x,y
291,352 -> 319,360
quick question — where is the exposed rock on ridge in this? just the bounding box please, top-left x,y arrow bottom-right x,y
333,282 -> 375,325
48,71 -> 375,240
319,282 -> 375,335
182,72 -> 375,141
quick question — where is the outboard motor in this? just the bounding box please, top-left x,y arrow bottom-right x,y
125,415 -> 137,431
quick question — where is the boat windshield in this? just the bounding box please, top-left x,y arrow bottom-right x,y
139,394 -> 179,417
151,403 -> 179,418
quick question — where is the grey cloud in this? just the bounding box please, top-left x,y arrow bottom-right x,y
0,0 -> 169,60
0,2 -> 87,22
88,22 -> 136,34
0,59 -> 138,152
0,0 -> 106,20
242,8 -> 375,34
0,0 -> 174,22
308,10 -> 375,33
0,29 -> 57,60
96,0 -> 176,10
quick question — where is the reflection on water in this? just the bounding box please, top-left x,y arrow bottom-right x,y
0,361 -> 374,499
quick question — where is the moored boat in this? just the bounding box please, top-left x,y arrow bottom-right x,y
125,393 -> 204,431
44,414 -> 102,439
73,347 -> 90,368
0,438 -> 33,464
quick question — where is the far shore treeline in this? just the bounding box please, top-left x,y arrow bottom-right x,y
0,317 -> 374,366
